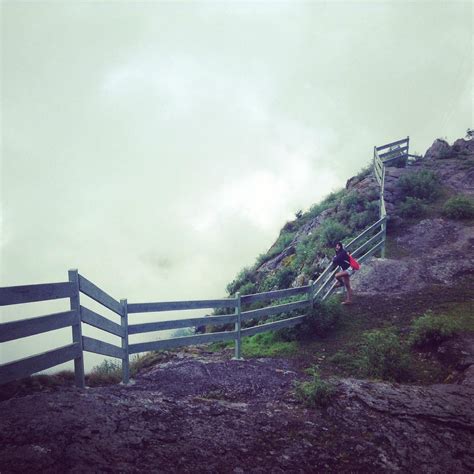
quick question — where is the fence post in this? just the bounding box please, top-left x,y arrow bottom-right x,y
380,164 -> 387,258
120,299 -> 130,384
233,292 -> 242,360
308,280 -> 314,309
68,269 -> 85,388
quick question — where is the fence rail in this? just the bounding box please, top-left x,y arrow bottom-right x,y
0,137 -> 409,387
0,282 -> 75,306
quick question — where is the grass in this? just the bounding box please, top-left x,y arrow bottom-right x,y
409,311 -> 463,348
208,329 -> 299,358
0,351 -> 171,401
241,331 -> 298,358
358,328 -> 411,382
294,367 -> 335,408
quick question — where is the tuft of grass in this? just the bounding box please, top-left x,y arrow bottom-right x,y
294,367 -> 335,408
359,328 -> 411,382
442,195 -> 474,219
241,331 -> 298,358
409,312 -> 461,348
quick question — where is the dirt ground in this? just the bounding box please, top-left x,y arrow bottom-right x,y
1,328 -> 473,473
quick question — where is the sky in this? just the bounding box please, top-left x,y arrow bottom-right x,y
1,0 -> 472,370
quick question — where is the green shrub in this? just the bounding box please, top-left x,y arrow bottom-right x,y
355,163 -> 372,180
341,191 -> 364,211
360,329 -> 411,382
319,219 -> 351,247
294,367 -> 335,408
409,312 -> 461,348
294,236 -> 322,272
92,359 -> 121,375
227,266 -> 254,296
387,154 -> 407,168
238,281 -> 258,296
399,197 -> 426,218
295,297 -> 343,338
442,195 -> 474,219
397,170 -> 440,201
88,359 -> 122,386
327,351 -> 360,372
349,210 -> 374,230
260,267 -> 296,292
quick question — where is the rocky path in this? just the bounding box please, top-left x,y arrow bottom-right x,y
1,339 -> 474,474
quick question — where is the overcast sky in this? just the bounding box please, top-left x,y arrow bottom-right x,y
1,1 -> 472,369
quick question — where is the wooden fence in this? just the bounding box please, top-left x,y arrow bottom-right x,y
0,138 -> 410,387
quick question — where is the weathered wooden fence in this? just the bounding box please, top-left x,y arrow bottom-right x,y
0,138 -> 411,387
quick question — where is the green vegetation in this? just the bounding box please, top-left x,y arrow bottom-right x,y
260,267 -> 297,292
241,331 -> 298,358
442,195 -> 474,219
294,367 -> 335,408
359,328 -> 411,382
296,298 -> 343,337
397,170 -> 441,202
409,312 -> 461,348
399,197 -> 426,218
88,352 -> 169,386
319,219 -> 350,247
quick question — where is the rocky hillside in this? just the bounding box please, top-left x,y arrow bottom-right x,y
1,135 -> 473,473
226,136 -> 474,297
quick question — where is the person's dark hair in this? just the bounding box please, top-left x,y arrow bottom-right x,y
336,241 -> 344,249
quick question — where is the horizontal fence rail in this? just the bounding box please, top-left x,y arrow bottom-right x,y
79,275 -> 122,316
0,344 -> 81,385
241,299 -> 309,322
241,314 -> 306,338
240,286 -> 309,305
0,282 -> 75,307
82,336 -> 125,359
1,138 -> 406,386
81,306 -> 125,338
129,330 -> 237,354
0,310 -> 78,343
127,298 -> 238,314
375,137 -> 409,151
128,313 -> 237,335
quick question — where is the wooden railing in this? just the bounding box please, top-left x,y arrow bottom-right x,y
0,138 -> 411,387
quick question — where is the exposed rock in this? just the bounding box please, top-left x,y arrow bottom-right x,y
1,339 -> 473,473
424,138 -> 451,160
351,218 -> 474,295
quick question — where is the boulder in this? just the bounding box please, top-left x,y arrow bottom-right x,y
424,139 -> 451,160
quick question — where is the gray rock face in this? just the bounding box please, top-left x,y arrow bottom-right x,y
352,218 -> 474,295
424,138 -> 452,160
1,338 -> 474,473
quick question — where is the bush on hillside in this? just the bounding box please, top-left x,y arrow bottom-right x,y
442,195 -> 474,219
290,297 -> 343,338
355,163 -> 372,180
294,367 -> 335,408
397,170 -> 440,202
360,328 -> 411,382
399,197 -> 426,218
227,266 -> 254,296
409,312 -> 461,348
319,219 -> 351,247
260,267 -> 297,292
